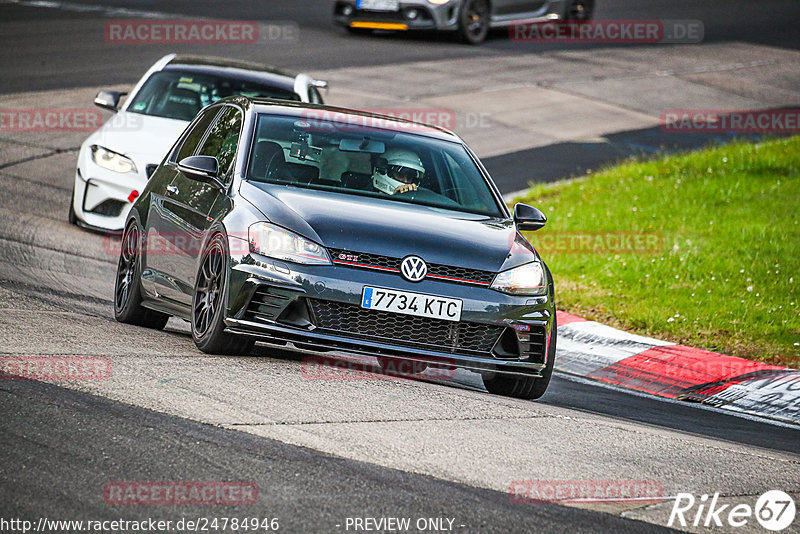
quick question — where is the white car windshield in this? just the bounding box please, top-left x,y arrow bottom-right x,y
127,70 -> 301,121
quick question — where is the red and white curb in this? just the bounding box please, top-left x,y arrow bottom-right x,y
555,311 -> 800,425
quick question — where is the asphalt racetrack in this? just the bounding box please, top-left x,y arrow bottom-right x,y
1,1 -> 799,532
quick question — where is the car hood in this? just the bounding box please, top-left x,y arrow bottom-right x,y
85,111 -> 189,165
241,183 -> 537,272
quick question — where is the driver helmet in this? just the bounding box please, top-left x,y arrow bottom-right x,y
372,148 -> 425,195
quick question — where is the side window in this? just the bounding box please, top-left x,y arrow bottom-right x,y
172,108 -> 220,163
198,106 -> 243,181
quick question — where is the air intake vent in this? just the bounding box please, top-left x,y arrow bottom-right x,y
308,299 -> 505,355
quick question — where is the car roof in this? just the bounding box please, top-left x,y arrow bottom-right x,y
162,55 -> 298,94
231,97 -> 462,143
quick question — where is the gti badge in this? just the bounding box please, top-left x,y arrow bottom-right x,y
400,256 -> 428,282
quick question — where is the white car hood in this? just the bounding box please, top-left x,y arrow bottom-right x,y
87,112 -> 189,166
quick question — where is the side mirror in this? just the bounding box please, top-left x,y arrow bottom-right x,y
178,155 -> 219,182
94,90 -> 126,112
513,203 -> 547,231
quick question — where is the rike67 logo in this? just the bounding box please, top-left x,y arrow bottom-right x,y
669,490 -> 796,531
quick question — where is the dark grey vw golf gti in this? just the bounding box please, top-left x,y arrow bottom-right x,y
114,96 -> 557,399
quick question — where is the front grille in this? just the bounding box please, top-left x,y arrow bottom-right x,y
429,264 -> 494,285
328,248 -> 495,286
343,7 -> 433,21
330,249 -> 398,270
351,10 -> 406,22
308,299 -> 505,355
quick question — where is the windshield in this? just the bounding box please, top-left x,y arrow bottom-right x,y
246,114 -> 504,217
127,70 -> 300,121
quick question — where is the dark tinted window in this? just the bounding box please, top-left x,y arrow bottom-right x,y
173,108 -> 220,163
127,70 -> 301,121
246,114 -> 503,217
198,106 -> 243,180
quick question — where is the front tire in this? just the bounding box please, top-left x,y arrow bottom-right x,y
457,0 -> 490,44
483,316 -> 557,400
191,233 -> 254,355
68,186 -> 78,225
114,221 -> 170,329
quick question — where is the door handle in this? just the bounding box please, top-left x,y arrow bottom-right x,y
166,184 -> 179,195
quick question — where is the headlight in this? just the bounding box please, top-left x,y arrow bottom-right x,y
491,262 -> 547,296
91,145 -> 137,174
428,0 -> 450,4
248,222 -> 331,265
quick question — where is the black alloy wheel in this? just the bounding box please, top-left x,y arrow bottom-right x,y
191,233 -> 255,355
114,221 -> 169,329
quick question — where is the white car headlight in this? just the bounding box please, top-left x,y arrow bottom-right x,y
491,262 -> 547,296
91,145 -> 137,174
248,222 -> 331,265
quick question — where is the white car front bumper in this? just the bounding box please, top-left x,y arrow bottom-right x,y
73,148 -> 151,233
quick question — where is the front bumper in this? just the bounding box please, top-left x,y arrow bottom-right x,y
333,1 -> 457,31
225,241 -> 555,377
73,149 -> 155,232
333,0 -> 570,31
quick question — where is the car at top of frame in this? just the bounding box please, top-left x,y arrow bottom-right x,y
333,0 -> 594,44
114,96 -> 557,399
70,53 -> 328,233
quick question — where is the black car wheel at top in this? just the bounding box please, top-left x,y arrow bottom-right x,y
117,97 -> 556,400
458,0 -> 491,44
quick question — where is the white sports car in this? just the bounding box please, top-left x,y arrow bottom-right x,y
70,54 -> 327,232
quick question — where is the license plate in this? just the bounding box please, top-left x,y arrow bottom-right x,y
361,287 -> 462,322
357,0 -> 399,11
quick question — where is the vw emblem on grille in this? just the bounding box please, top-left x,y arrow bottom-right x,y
400,256 -> 427,282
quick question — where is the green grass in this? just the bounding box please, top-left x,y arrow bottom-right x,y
515,136 -> 800,368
